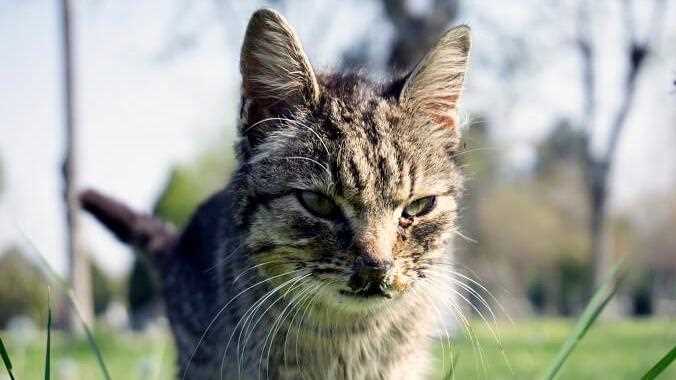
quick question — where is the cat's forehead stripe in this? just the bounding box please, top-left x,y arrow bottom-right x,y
329,99 -> 412,207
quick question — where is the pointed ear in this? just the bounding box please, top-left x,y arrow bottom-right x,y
240,9 -> 320,108
399,25 -> 471,128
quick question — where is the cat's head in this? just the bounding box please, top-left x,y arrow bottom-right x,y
234,9 -> 470,314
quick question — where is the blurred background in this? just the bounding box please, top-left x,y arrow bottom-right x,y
0,0 -> 675,378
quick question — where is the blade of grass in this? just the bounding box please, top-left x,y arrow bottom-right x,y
541,258 -> 627,380
15,225 -> 111,380
45,290 -> 52,380
0,335 -> 16,380
67,288 -> 111,380
641,344 -> 676,380
442,352 -> 460,380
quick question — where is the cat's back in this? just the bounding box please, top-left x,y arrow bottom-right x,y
160,187 -> 253,378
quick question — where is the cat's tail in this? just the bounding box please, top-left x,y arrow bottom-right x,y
79,189 -> 177,256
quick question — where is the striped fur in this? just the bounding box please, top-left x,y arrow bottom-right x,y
85,8 -> 472,380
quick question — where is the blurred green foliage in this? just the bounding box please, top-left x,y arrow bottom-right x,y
0,247 -> 47,328
459,117 -> 593,316
0,246 -> 114,327
154,148 -> 236,227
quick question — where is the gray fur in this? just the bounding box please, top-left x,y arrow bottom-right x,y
86,8 -> 472,380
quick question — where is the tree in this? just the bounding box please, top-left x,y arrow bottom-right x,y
576,0 -> 667,288
60,0 -> 94,330
633,192 -> 676,315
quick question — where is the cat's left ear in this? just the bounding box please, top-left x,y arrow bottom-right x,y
397,25 -> 471,129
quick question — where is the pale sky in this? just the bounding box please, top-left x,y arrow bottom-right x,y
1,0 -> 674,277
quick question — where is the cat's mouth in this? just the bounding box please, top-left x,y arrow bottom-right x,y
339,284 -> 393,299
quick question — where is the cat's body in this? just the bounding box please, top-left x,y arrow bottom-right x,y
82,9 -> 471,380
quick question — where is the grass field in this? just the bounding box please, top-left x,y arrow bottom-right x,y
432,319 -> 676,379
1,319 -> 675,379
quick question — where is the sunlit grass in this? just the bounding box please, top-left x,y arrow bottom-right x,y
2,319 -> 674,379
433,319 -> 676,380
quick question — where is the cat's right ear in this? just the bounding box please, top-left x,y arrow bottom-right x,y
240,9 -> 320,111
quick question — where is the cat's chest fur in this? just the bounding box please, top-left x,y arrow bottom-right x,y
159,191 -> 439,380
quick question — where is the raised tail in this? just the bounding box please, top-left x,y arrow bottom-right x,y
79,189 -> 177,256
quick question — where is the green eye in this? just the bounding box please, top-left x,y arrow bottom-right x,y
403,196 -> 436,218
296,191 -> 340,219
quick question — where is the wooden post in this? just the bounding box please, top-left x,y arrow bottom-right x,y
60,0 -> 94,332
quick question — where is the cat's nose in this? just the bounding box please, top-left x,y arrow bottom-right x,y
351,256 -> 393,288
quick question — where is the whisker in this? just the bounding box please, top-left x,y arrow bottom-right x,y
203,243 -> 245,273
294,280 -> 325,378
292,122 -> 332,161
243,117 -> 294,134
283,156 -> 332,180
233,260 -> 288,283
452,229 -> 478,244
423,276 -> 489,377
258,284 -> 306,379
220,272 -> 308,379
240,274 -> 312,373
181,269 -> 301,380
263,281 -> 323,379
428,270 -> 499,325
281,282 -> 325,368
410,283 -> 454,377
424,259 -> 513,324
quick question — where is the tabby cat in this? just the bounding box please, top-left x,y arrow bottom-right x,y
81,8 -> 471,380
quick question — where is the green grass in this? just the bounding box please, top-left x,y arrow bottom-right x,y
0,335 -> 16,380
0,328 -> 174,379
433,319 -> 676,380
643,344 -> 676,380
542,259 -> 626,379
1,319 -> 674,379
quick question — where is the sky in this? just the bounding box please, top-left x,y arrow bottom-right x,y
0,0 -> 674,277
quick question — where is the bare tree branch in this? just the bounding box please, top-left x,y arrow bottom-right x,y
576,1 -> 596,139
604,0 -> 666,164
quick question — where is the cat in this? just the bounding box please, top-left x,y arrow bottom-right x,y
81,8 -> 471,380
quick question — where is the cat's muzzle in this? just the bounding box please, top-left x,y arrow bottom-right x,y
346,257 -> 394,298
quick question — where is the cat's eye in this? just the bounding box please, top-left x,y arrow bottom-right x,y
403,196 -> 436,218
296,191 -> 340,219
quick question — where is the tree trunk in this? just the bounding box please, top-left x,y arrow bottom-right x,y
577,0 -> 664,308
587,160 -> 609,290
60,0 -> 94,332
